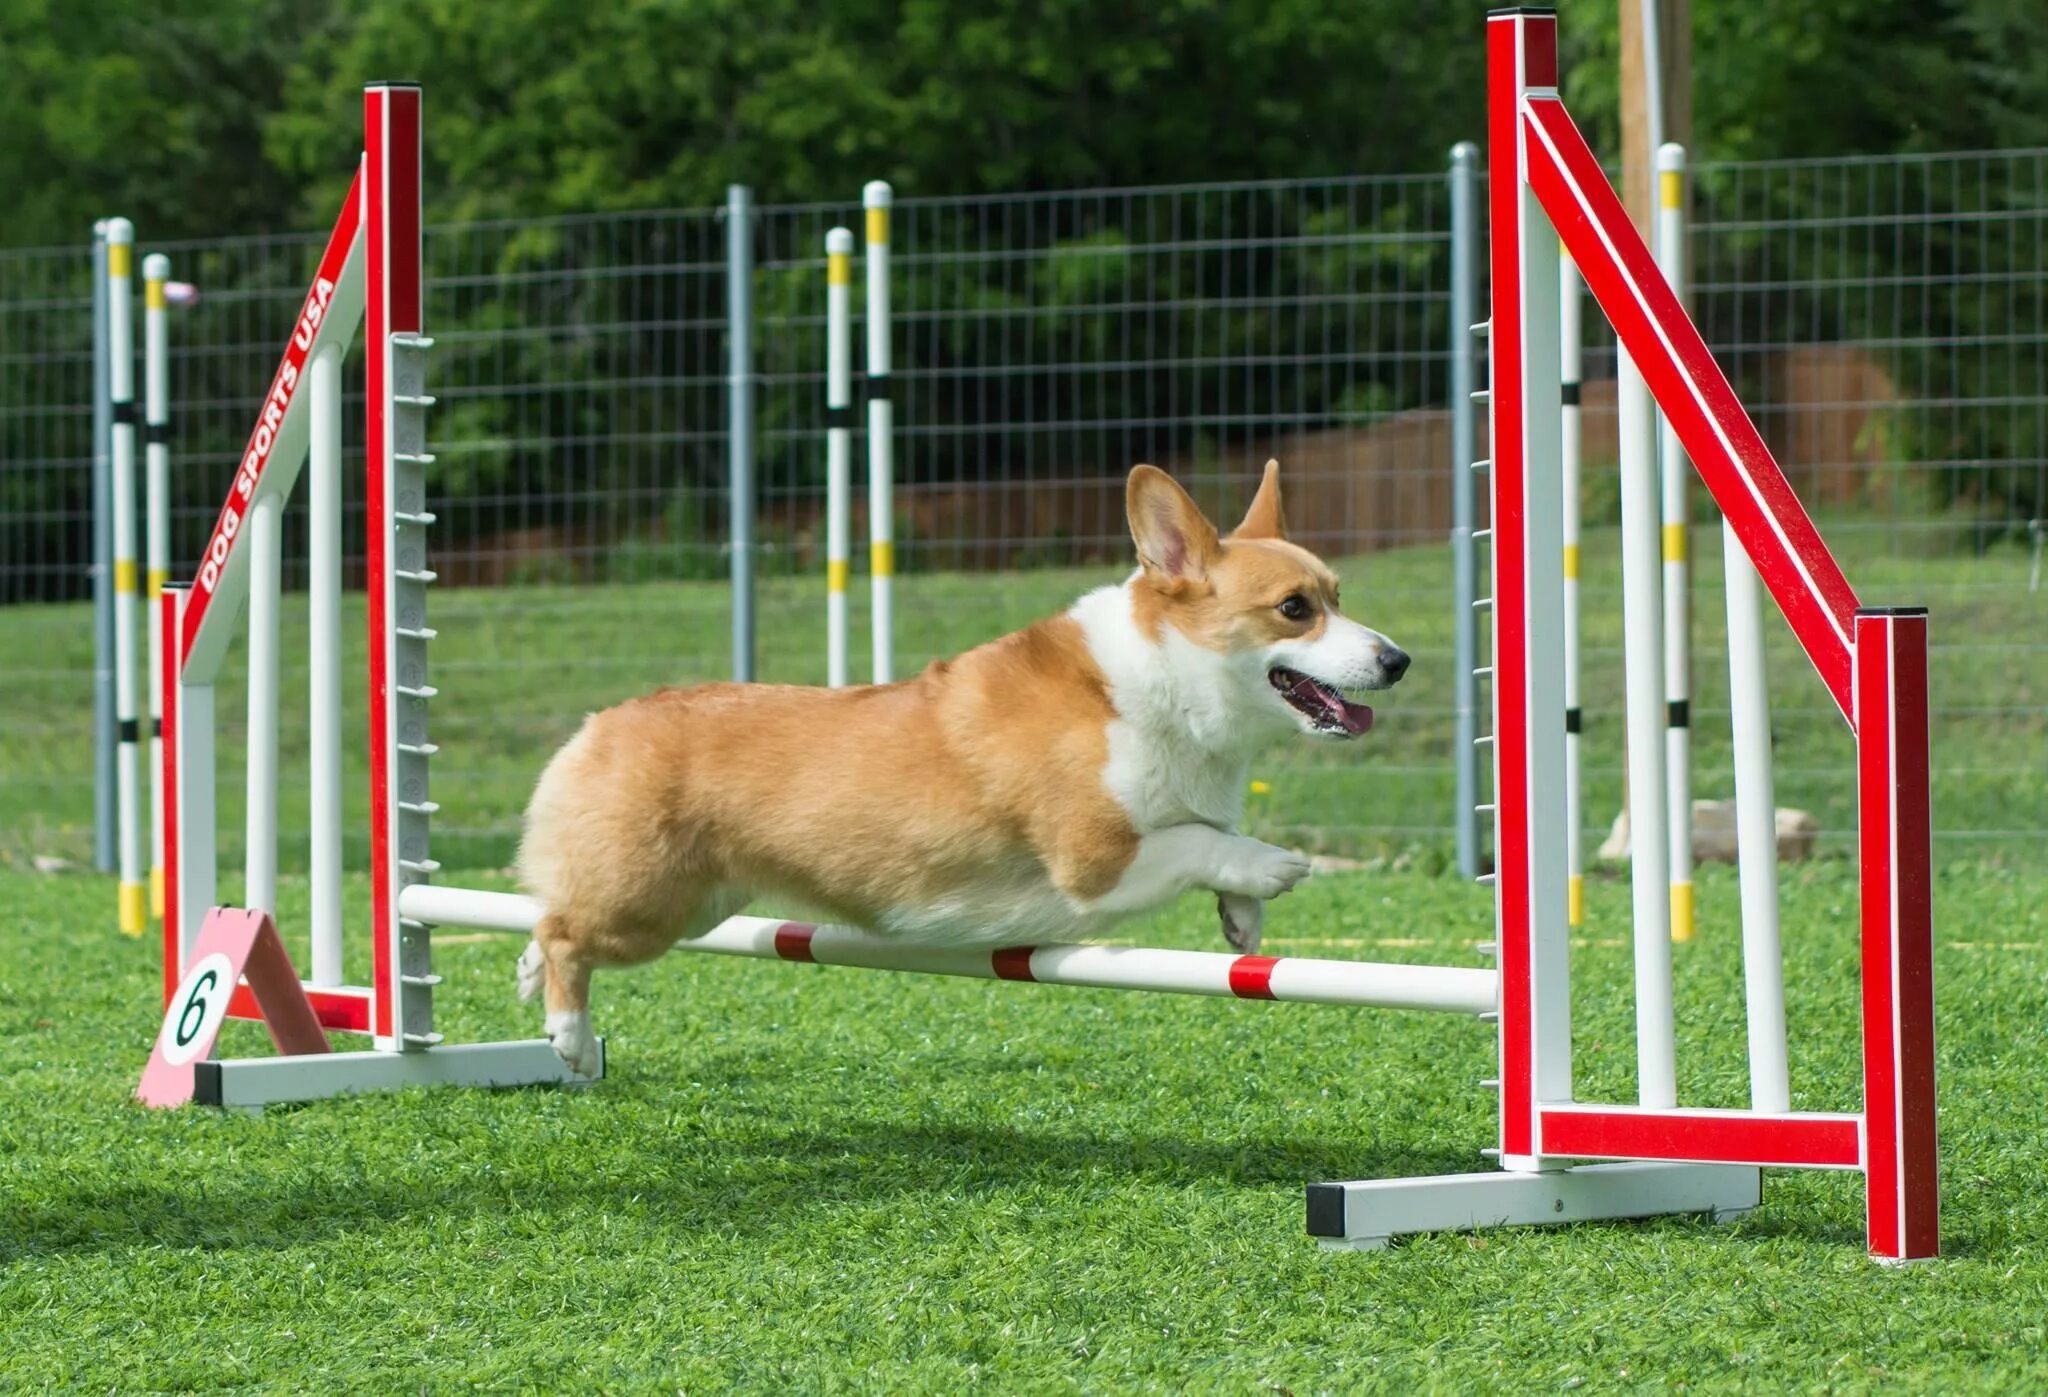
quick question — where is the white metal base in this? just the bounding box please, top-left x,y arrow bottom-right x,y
1308,1162 -> 1761,1250
194,1038 -> 603,1108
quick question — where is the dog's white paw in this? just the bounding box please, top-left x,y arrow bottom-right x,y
1218,893 -> 1264,953
516,940 -> 545,1002
1217,843 -> 1313,900
545,1009 -> 601,1077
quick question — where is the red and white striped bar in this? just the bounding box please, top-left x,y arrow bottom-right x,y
397,886 -> 1498,1016
1855,607 -> 1939,1262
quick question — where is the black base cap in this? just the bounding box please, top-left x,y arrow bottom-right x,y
1305,1183 -> 1348,1237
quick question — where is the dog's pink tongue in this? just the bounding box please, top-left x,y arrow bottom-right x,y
1339,699 -> 1375,735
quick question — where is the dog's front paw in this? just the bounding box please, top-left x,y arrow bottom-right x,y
1218,893 -> 1264,953
545,1009 -> 601,1077
1217,842 -> 1313,900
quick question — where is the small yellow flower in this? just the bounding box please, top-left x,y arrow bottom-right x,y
1248,779 -> 1272,796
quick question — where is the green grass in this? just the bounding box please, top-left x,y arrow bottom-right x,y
2,512 -> 2041,872
4,859 -> 2047,1388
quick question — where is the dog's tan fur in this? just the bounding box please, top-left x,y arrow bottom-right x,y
516,463 -> 1370,1039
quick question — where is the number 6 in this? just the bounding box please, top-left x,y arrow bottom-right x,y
175,969 -> 220,1049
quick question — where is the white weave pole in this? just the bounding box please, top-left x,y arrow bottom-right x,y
863,180 -> 895,684
308,342 -> 345,985
1617,338 -> 1676,1108
142,253 -> 171,924
1655,143 -> 1695,943
1698,204 -> 1794,1115
106,218 -> 145,935
1559,251 -> 1585,930
825,226 -> 853,688
244,491 -> 282,917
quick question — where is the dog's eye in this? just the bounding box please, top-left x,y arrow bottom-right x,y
1277,594 -> 1312,622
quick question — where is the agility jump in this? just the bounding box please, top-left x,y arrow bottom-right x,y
157,84 -> 589,1101
154,12 -> 1936,1263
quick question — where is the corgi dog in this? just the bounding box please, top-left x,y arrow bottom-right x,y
515,461 -> 1408,1074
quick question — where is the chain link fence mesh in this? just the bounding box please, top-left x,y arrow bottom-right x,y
1,150 -> 2040,874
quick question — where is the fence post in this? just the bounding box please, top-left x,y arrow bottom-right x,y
91,223 -> 116,874
1448,143 -> 1482,881
726,185 -> 757,682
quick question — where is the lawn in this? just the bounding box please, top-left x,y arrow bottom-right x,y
0,501 -> 2041,1385
3,857 -> 2046,1388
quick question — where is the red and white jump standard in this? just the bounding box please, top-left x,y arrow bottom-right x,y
159,84 -> 594,1106
1306,8 -> 1938,1262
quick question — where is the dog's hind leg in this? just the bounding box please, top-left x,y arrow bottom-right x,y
530,912 -> 602,1077
516,938 -> 547,1002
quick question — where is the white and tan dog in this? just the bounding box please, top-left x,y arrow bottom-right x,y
516,462 -> 1408,1074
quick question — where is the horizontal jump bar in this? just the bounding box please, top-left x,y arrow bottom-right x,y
226,982 -> 371,1034
400,884 -> 1498,1016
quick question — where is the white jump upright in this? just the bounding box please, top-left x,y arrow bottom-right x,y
863,180 -> 895,683
308,331 -> 346,987
1304,8 -> 1937,1263
1655,141 -> 1695,943
159,83 -> 592,1106
824,226 -> 854,688
1615,308 -> 1677,1106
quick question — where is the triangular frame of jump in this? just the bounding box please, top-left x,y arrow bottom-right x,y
158,84 -> 596,1104
1309,8 -> 1936,1263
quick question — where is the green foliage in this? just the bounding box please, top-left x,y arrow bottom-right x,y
5,0 -> 2047,244
6,0 -> 2048,576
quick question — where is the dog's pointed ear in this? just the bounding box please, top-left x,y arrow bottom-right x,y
1230,459 -> 1288,541
1127,465 -> 1219,583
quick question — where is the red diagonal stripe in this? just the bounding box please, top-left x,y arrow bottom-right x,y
773,924 -> 817,962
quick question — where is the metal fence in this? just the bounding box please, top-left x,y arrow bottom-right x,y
1,148 -> 2041,874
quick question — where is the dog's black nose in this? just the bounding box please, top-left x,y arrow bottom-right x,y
1380,647 -> 1411,682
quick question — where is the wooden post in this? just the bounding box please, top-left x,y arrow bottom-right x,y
1619,0 -> 1692,238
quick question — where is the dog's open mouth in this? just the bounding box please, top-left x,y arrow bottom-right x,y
1268,667 -> 1374,735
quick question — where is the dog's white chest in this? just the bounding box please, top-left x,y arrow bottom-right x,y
1101,719 -> 1247,834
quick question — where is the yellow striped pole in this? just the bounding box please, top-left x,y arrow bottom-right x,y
1656,143 -> 1694,942
863,181 -> 894,683
106,219 -> 145,934
1560,250 -> 1585,929
825,226 -> 853,687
